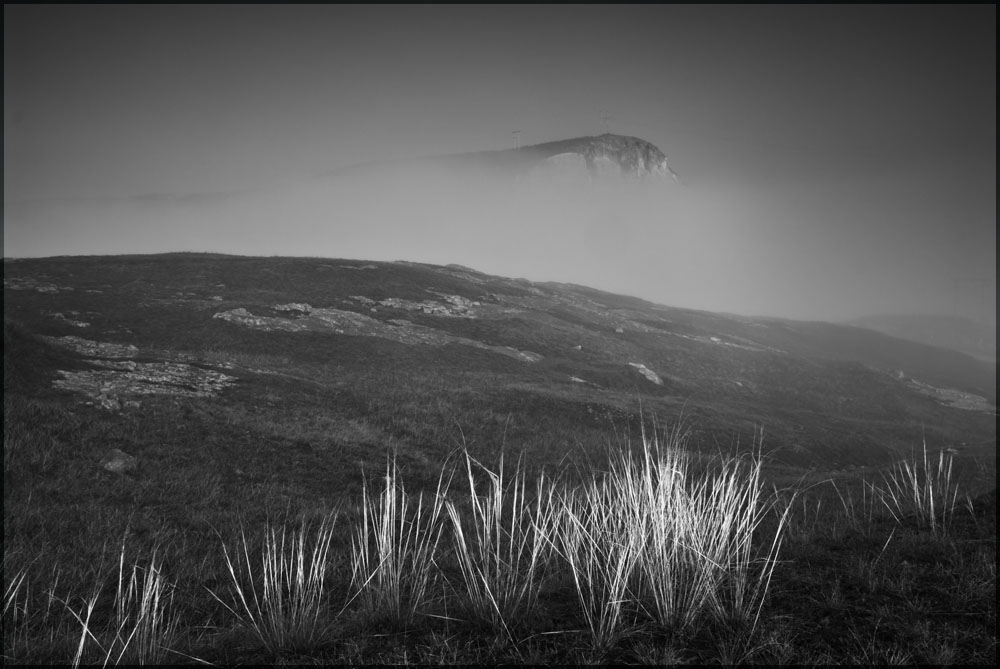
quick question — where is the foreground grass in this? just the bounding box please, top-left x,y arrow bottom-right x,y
212,513 -> 339,655
66,545 -> 179,666
3,389 -> 995,664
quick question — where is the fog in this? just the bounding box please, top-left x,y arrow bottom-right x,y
6,6 -> 994,326
7,157 -> 994,327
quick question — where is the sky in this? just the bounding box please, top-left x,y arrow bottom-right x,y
4,5 -> 996,324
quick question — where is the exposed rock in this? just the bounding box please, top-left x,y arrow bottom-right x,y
524,134 -> 680,181
349,292 -> 514,319
629,362 -> 663,385
374,296 -> 477,318
497,347 -> 544,363
55,362 -> 237,406
51,312 -> 91,328
904,378 -> 994,413
41,336 -> 139,359
213,305 -> 541,363
42,335 -> 236,409
101,448 -> 137,475
213,308 -> 308,331
4,277 -> 74,293
273,302 -> 313,315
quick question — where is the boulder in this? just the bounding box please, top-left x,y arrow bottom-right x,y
101,448 -> 138,475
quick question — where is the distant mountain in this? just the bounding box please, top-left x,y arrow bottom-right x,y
325,133 -> 681,183
4,134 -> 685,261
847,314 -> 996,363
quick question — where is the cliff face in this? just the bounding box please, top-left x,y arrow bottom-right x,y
322,133 -> 680,186
523,134 -> 680,182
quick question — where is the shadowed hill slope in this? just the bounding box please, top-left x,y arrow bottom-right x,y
847,313 -> 996,363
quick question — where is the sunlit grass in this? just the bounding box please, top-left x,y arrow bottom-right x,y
2,412 -> 990,664
878,442 -> 960,535
551,428 -> 791,652
445,452 -> 557,639
350,456 -> 448,630
2,562 -> 30,662
555,468 -> 642,652
66,544 -> 179,666
212,513 -> 339,655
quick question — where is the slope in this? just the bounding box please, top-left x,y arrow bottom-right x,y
4,253 -> 995,480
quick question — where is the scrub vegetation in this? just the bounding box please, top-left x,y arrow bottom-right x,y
4,390 -> 994,664
4,254 -> 995,664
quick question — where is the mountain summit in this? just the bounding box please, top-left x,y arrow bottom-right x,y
334,133 -> 680,184
517,133 -> 680,182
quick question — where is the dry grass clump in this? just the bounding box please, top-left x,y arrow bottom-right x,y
445,452 -> 557,639
4,425 -> 813,663
350,457 -> 448,629
67,544 -> 179,666
878,442 -> 960,535
551,429 -> 790,650
212,513 -> 339,654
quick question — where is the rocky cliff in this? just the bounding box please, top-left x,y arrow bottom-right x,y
521,134 -> 680,181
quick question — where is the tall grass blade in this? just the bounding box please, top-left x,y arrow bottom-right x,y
212,512 -> 338,654
446,451 -> 557,639
350,457 -> 448,629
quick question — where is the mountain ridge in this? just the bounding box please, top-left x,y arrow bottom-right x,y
320,133 -> 680,183
847,313 -> 996,363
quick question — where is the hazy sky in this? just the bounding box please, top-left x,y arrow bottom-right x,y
4,5 -> 995,324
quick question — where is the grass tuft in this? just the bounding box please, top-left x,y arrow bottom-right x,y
878,442 -> 960,535
350,456 -> 448,630
551,428 -> 790,651
212,512 -> 339,655
445,451 -> 557,639
555,469 -> 642,652
66,543 -> 179,666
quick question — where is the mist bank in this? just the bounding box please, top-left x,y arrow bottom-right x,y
847,314 -> 997,363
4,157 -> 991,325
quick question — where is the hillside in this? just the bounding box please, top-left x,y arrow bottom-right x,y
4,253 -> 994,477
4,252 -> 996,664
848,313 -> 997,363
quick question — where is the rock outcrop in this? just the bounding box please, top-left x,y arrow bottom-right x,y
524,134 -> 680,182
629,362 -> 663,385
212,303 -> 542,363
101,448 -> 138,475
42,335 -> 236,409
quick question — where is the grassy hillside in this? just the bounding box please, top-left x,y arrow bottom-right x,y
3,253 -> 995,663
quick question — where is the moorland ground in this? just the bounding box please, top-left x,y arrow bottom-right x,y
4,254 -> 996,664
